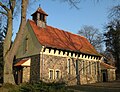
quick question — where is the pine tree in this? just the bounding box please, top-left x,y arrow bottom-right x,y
104,20 -> 120,78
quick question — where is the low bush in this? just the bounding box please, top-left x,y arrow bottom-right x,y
1,83 -> 19,92
3,81 -> 71,92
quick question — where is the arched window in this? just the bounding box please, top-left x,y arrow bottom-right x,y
94,62 -> 97,75
67,59 -> 71,74
55,69 -> 60,79
49,69 -> 54,79
81,60 -> 85,75
89,61 -> 91,74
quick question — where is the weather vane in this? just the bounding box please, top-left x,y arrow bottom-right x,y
39,4 -> 41,8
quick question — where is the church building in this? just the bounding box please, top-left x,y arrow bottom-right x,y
14,7 -> 116,85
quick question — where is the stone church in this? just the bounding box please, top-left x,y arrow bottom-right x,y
14,7 -> 116,85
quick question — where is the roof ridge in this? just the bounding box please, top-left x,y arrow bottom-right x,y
28,20 -> 93,40
46,25 -> 87,39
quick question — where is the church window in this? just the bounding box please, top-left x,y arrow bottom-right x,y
49,69 -> 54,79
25,37 -> 28,52
97,62 -> 100,75
82,60 -> 85,75
55,69 -> 60,79
67,59 -> 71,74
88,61 -> 91,74
94,62 -> 97,75
24,36 -> 28,53
40,14 -> 45,21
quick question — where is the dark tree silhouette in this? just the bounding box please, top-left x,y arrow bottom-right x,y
104,5 -> 120,78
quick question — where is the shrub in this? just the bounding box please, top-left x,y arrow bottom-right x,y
1,81 -> 70,92
2,83 -> 19,92
19,83 -> 35,92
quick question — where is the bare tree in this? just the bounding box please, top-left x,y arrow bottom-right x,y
108,5 -> 120,20
78,25 -> 103,52
58,0 -> 81,9
0,0 -> 28,84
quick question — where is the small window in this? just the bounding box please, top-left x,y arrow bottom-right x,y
49,69 -> 54,79
23,36 -> 28,53
76,60 -> 79,75
82,61 -> 85,75
67,59 -> 70,74
88,62 -> 91,74
55,70 -> 60,79
97,62 -> 100,75
25,37 -> 28,52
40,14 -> 45,21
94,62 -> 97,75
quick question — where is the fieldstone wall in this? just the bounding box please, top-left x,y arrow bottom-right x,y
40,54 -> 100,85
107,69 -> 116,81
40,54 -> 68,82
78,60 -> 99,84
22,67 -> 30,82
40,54 -> 80,85
15,54 -> 101,85
30,54 -> 40,83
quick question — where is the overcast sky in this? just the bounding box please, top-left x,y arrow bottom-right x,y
13,0 -> 120,39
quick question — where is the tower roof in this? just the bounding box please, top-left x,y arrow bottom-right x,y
31,7 -> 48,16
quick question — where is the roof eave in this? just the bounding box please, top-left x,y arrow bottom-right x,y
43,45 -> 102,57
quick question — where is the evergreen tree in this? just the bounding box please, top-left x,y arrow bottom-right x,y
0,19 -> 7,83
104,5 -> 120,78
0,22 -> 3,83
0,42 -> 3,83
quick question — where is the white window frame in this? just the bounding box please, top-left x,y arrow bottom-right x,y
55,69 -> 60,79
49,69 -> 54,80
67,59 -> 71,75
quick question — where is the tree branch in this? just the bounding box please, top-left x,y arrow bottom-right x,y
10,0 -> 28,55
68,0 -> 80,9
0,11 -> 8,16
9,0 -> 16,14
0,2 -> 10,12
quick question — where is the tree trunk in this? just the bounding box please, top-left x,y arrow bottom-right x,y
3,53 -> 15,84
3,0 -> 28,84
3,11 -> 12,57
3,10 -> 15,84
10,0 -> 28,55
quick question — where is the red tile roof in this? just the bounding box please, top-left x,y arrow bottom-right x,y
14,58 -> 29,66
100,62 -> 116,69
28,20 -> 101,56
31,8 -> 48,16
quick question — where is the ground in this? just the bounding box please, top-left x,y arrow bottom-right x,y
0,80 -> 120,92
69,80 -> 120,92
